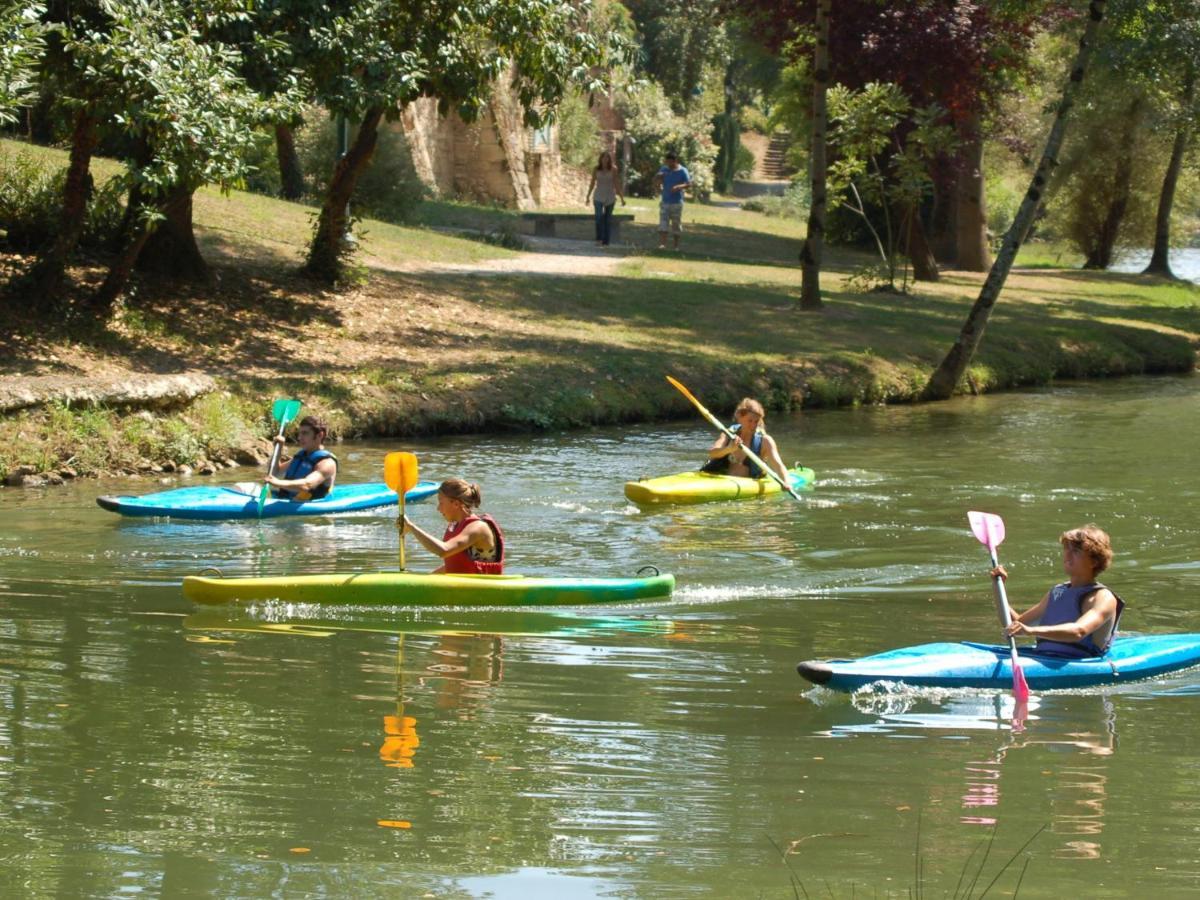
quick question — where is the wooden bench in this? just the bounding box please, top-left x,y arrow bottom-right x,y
520,212 -> 635,242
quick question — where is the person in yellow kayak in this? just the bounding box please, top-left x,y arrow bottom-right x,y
402,479 -> 505,574
701,397 -> 789,481
265,416 -> 338,500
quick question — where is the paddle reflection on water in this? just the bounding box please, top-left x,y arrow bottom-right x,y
812,686 -> 1119,859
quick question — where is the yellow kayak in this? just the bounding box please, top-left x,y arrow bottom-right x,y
183,570 -> 675,607
624,466 -> 815,505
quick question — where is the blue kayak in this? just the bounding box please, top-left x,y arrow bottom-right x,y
797,634 -> 1200,691
97,480 -> 439,520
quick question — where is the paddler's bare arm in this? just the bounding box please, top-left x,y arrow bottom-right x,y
402,517 -> 489,559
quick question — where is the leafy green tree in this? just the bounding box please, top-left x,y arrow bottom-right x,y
924,0 -> 1109,401
292,0 -> 609,285
825,82 -> 956,292
625,0 -> 727,111
0,1 -> 44,124
85,2 -> 295,312
19,1 -> 295,308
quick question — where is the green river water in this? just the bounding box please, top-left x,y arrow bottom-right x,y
1,375 -> 1199,897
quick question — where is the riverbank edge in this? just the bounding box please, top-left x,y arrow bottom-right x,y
3,344 -> 1194,487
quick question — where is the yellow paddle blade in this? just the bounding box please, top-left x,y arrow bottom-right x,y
384,452 -> 419,494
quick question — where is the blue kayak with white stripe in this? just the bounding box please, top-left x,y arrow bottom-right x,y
97,480 -> 439,520
797,634 -> 1200,691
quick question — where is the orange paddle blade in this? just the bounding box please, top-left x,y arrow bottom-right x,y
384,452 -> 419,494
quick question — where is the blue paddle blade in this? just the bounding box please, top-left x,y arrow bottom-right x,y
272,398 -> 302,425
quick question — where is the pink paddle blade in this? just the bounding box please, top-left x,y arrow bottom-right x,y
968,510 -> 1006,550
1012,658 -> 1031,704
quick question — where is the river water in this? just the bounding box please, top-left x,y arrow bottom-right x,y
1,375 -> 1199,897
1111,247 -> 1200,282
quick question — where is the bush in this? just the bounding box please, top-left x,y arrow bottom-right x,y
739,104 -> 771,135
238,129 -> 283,198
0,146 -> 124,252
615,81 -> 717,200
294,109 -> 427,224
734,143 -> 756,179
711,113 -> 739,193
740,180 -> 809,219
556,87 -> 602,170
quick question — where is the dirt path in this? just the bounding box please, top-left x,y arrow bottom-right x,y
397,234 -> 626,277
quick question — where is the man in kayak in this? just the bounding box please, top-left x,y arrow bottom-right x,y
993,525 -> 1124,658
402,479 -> 505,575
264,415 -> 338,501
701,397 -> 790,482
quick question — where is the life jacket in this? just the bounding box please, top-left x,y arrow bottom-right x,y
442,514 -> 505,575
700,424 -> 764,478
277,448 -> 338,500
1034,581 -> 1125,659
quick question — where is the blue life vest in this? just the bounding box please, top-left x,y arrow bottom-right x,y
700,424 -> 764,478
278,449 -> 337,500
1035,581 -> 1125,658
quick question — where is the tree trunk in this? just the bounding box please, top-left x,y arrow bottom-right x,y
275,123 -> 306,201
954,112 -> 991,271
24,109 -> 99,302
904,203 -> 939,282
88,199 -> 159,317
1144,65 -> 1195,278
138,182 -> 210,282
303,107 -> 385,285
1083,96 -> 1142,270
798,0 -> 830,311
923,0 -> 1107,402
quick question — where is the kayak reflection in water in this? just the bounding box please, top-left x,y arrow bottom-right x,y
700,397 -> 789,481
993,525 -> 1125,659
402,479 -> 506,575
263,415 -> 338,501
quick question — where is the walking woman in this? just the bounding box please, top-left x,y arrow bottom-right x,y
585,151 -> 625,246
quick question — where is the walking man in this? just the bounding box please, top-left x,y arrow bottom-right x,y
652,150 -> 691,250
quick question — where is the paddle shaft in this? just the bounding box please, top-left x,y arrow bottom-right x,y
985,544 -> 1025,671
398,490 -> 407,571
666,377 -> 802,502
257,419 -> 292,515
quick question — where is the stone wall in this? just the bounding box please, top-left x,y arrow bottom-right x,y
397,77 -> 605,210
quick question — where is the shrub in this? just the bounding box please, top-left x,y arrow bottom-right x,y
739,104 -> 770,135
711,112 -> 739,193
734,143 -> 756,179
615,81 -> 717,200
0,146 -> 124,252
294,109 -> 427,224
556,87 -> 602,170
741,180 -> 809,219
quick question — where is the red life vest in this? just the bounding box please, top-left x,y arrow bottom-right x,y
442,514 -> 505,575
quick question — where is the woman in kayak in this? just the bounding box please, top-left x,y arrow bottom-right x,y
992,525 -> 1124,658
265,415 -> 338,500
402,479 -> 505,575
701,397 -> 789,481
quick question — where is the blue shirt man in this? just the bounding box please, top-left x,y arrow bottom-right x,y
653,151 -> 691,249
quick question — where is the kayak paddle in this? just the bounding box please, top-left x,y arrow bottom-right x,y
258,398 -> 303,516
968,510 -> 1031,706
384,451 -> 419,571
665,375 -> 803,502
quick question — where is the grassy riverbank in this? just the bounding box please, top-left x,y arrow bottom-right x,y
2,138 -> 1198,483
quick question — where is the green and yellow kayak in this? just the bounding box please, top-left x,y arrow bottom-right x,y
182,570 -> 675,607
624,466 -> 815,505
